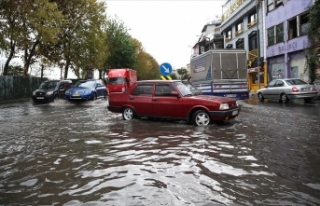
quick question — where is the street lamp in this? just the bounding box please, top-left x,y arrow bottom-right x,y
59,59 -> 65,80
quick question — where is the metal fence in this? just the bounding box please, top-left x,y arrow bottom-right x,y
0,76 -> 47,101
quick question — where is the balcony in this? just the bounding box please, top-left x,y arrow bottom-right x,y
235,30 -> 243,36
247,20 -> 257,29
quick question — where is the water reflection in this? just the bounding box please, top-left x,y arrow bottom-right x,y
0,101 -> 320,205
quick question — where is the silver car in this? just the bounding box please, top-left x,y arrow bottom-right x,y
257,78 -> 318,103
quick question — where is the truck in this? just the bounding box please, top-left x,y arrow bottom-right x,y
107,68 -> 137,93
190,49 -> 249,99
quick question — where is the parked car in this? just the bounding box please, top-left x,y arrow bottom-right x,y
107,80 -> 240,126
257,78 -> 318,103
32,79 -> 72,103
65,79 -> 108,101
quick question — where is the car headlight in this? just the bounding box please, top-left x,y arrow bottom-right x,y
219,103 -> 229,110
236,101 -> 239,107
46,91 -> 53,95
65,89 -> 70,94
32,91 -> 36,95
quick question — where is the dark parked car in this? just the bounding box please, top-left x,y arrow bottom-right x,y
107,80 -> 240,126
257,78 -> 318,103
32,79 -> 72,103
65,79 -> 108,101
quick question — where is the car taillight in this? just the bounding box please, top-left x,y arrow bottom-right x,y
292,87 -> 299,92
313,87 -> 317,92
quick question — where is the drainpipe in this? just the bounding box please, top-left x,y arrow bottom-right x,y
256,0 -> 261,90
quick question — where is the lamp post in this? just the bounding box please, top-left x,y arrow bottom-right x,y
59,59 -> 65,80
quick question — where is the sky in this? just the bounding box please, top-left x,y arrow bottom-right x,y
105,0 -> 226,70
1,0 -> 226,78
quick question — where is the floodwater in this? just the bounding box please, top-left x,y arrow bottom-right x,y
0,99 -> 320,205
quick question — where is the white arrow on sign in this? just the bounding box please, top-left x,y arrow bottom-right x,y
161,65 -> 169,73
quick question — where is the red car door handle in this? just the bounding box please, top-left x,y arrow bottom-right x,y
129,97 -> 134,100
153,98 -> 158,101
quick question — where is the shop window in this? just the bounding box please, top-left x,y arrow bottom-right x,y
249,32 -> 257,50
290,66 -> 298,78
271,63 -> 285,80
288,17 -> 297,40
267,27 -> 275,46
300,12 -> 310,36
276,23 -> 284,43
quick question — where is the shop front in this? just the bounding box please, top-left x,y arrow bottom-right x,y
247,62 -> 267,92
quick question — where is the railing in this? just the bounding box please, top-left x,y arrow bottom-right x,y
235,29 -> 243,36
247,20 -> 257,29
225,37 -> 232,42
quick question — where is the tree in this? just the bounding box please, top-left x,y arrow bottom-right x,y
0,0 -> 24,75
177,67 -> 188,80
306,0 -> 320,83
133,39 -> 159,80
103,17 -> 137,72
50,0 -> 108,79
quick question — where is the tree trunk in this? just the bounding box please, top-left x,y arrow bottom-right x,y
24,39 -> 40,76
3,41 -> 16,75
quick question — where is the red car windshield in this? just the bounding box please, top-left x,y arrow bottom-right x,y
174,82 -> 193,96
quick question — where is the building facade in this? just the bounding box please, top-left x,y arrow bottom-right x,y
220,0 -> 267,92
191,21 -> 224,58
265,0 -> 313,82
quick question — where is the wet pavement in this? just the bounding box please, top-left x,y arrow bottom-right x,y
0,98 -> 320,205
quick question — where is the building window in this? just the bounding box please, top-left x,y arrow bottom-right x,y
226,30 -> 232,38
236,38 -> 244,49
267,0 -> 274,11
248,32 -> 257,50
267,0 -> 283,12
235,22 -> 243,36
288,12 -> 310,40
288,17 -> 297,40
300,12 -> 310,36
226,44 -> 233,49
248,13 -> 257,23
236,22 -> 243,32
215,42 -> 224,49
267,27 -> 275,46
267,23 -> 283,46
225,30 -> 232,42
276,23 -> 284,43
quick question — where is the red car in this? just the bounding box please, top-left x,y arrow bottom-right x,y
107,80 -> 241,126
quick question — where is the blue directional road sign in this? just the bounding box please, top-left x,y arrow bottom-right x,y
159,62 -> 173,76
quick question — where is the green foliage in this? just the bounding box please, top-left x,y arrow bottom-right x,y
104,18 -> 137,69
1,0 -> 159,80
176,67 -> 188,80
170,73 -> 178,80
306,0 -> 320,83
7,65 -> 24,76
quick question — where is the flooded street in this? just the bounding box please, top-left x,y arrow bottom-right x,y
0,99 -> 320,205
